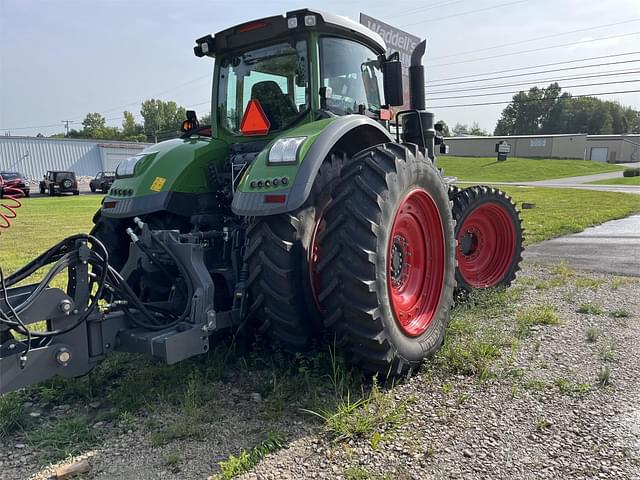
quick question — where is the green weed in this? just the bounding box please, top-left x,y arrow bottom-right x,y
586,326 -> 600,343
214,432 -> 284,480
516,304 -> 561,337
27,417 -> 99,464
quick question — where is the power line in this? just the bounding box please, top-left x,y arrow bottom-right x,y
429,89 -> 640,108
428,31 -> 640,69
97,74 -> 211,116
426,68 -> 640,94
381,0 -> 470,21
401,0 -> 529,28
428,79 -> 640,101
428,18 -> 640,61
427,53 -> 640,86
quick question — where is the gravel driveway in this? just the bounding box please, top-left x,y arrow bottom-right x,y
1,262 -> 638,480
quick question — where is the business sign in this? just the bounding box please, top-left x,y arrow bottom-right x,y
495,141 -> 511,161
359,13 -> 421,109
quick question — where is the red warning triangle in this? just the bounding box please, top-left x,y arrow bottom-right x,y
240,99 -> 270,136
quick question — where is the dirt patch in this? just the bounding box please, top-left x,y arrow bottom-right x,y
1,262 -> 638,480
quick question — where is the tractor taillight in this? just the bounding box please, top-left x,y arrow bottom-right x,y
103,201 -> 117,209
240,99 -> 270,136
264,194 -> 286,204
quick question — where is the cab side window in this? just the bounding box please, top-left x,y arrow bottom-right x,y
320,37 -> 384,116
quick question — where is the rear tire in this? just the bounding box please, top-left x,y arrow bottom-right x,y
318,144 -> 456,376
90,184 -> 96,193
246,153 -> 345,352
451,185 -> 523,292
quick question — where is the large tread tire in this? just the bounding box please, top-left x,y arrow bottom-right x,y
246,153 -> 345,352
451,185 -> 524,293
318,144 -> 456,377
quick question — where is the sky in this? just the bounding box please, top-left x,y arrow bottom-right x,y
1,0 -> 639,137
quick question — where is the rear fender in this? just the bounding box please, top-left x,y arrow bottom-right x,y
232,115 -> 393,216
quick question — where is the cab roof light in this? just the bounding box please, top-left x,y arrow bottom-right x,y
304,15 -> 317,27
287,17 -> 298,29
238,20 -> 268,33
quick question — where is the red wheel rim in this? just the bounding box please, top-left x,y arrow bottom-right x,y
387,189 -> 446,337
456,202 -> 517,288
308,211 -> 324,313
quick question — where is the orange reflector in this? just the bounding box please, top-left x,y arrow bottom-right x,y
264,194 -> 287,204
240,99 -> 271,136
103,201 -> 117,209
380,108 -> 391,121
238,20 -> 268,32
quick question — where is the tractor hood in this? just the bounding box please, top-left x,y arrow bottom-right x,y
101,137 -> 228,219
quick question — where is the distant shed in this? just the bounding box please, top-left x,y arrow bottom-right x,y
444,134 -> 587,159
585,135 -> 640,163
0,136 -> 152,180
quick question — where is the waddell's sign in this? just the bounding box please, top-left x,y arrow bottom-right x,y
359,13 -> 421,110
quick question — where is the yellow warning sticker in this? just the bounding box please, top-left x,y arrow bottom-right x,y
150,176 -> 166,192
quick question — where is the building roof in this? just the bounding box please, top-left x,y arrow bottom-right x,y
445,133 -> 588,140
0,135 -> 152,148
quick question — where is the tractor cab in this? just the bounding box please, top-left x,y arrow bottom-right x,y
194,9 -> 399,140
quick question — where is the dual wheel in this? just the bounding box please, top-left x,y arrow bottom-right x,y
247,144 -> 456,375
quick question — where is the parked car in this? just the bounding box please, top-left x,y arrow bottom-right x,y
39,171 -> 79,196
0,171 -> 30,197
89,171 -> 116,194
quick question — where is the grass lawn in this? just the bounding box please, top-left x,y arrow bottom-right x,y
438,156 -> 623,182
500,186 -> 640,244
587,176 -> 640,186
0,196 -> 102,274
1,188 -> 639,276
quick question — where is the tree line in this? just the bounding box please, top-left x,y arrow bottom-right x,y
51,100 -> 211,143
437,84 -> 639,137
494,83 -> 640,136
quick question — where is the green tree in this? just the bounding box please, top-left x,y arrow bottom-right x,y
469,121 -> 488,136
81,112 -> 107,137
140,99 -> 186,142
121,111 -> 146,141
435,119 -> 450,137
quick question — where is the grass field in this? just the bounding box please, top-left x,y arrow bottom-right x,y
500,186 -> 640,244
0,196 -> 102,273
587,176 -> 640,186
1,187 -> 639,274
438,156 -> 623,182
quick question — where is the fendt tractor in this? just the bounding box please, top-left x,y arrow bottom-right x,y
0,9 -> 523,395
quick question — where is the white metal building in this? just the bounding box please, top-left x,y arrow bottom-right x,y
444,133 -> 640,163
0,136 -> 152,181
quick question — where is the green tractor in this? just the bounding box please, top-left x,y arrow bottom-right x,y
0,9 -> 522,393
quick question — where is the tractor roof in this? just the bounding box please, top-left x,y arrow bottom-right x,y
194,9 -> 386,58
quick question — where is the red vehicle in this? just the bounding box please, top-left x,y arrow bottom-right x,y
0,171 -> 30,198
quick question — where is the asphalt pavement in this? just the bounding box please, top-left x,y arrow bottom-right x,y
524,214 -> 640,277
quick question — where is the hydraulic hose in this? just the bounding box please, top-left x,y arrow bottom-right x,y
0,174 -> 24,234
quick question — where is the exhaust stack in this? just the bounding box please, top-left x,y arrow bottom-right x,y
409,40 -> 426,111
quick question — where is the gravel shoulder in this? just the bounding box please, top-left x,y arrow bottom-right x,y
1,262 -> 639,480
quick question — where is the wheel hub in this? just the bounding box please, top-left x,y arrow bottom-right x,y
391,235 -> 410,288
460,228 -> 480,258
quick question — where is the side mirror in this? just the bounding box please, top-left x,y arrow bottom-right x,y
383,56 -> 404,107
181,110 -> 200,132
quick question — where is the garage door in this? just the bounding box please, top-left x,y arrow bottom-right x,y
590,147 -> 608,162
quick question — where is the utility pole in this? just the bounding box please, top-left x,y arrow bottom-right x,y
61,120 -> 74,137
